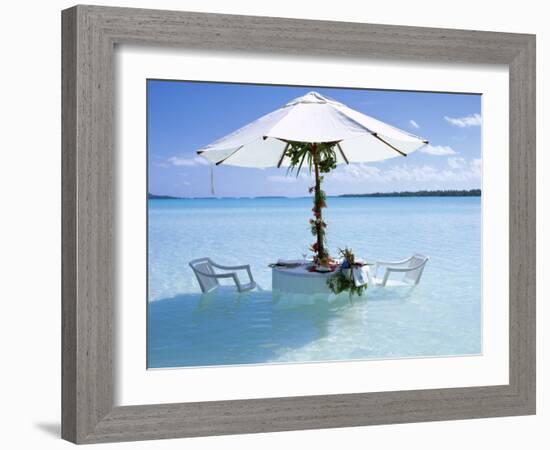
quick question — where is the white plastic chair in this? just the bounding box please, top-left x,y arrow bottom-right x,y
189,258 -> 257,293
370,254 -> 429,287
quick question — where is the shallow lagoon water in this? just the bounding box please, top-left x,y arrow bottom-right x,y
147,197 -> 481,368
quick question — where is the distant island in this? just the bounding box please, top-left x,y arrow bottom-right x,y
149,189 -> 481,200
148,193 -> 182,200
339,189 -> 481,198
148,193 -> 287,200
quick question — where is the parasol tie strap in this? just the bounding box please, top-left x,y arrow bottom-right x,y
210,164 -> 215,195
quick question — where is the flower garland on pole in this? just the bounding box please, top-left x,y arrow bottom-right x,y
284,141 -> 337,265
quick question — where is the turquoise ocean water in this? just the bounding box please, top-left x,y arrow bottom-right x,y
147,197 -> 481,368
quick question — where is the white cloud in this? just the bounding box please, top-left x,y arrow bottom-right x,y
409,119 -> 420,129
326,159 -> 481,184
444,113 -> 482,128
267,173 -> 309,184
419,145 -> 457,156
168,155 -> 209,167
447,157 -> 466,169
470,158 -> 482,177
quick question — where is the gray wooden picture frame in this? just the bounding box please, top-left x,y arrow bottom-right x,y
61,4 -> 536,444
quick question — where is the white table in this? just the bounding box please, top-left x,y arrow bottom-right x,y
272,264 -> 371,306
272,264 -> 335,297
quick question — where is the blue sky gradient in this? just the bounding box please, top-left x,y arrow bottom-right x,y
148,80 -> 481,197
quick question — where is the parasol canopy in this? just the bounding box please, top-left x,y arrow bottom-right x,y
197,91 -> 428,167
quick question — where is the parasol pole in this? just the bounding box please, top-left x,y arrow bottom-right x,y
311,143 -> 326,260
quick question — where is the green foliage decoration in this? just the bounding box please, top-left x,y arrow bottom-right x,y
284,141 -> 338,262
326,247 -> 368,297
326,270 -> 367,297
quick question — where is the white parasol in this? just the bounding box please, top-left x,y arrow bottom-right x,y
197,91 -> 428,168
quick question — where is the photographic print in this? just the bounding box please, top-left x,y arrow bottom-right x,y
147,81 -> 482,369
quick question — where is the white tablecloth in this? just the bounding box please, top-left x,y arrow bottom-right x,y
272,265 -> 336,296
271,264 -> 371,307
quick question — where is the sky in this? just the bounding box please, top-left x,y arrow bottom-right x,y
148,80 -> 482,197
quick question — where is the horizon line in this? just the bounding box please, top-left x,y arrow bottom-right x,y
148,188 -> 482,200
